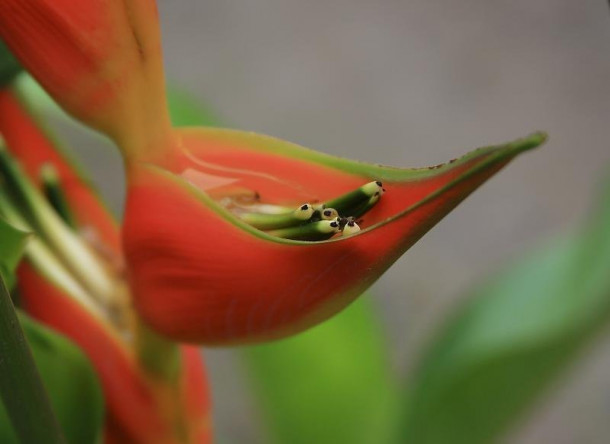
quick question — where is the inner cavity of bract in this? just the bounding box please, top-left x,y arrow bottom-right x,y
177,150 -> 385,241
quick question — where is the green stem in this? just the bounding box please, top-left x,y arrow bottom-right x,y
40,164 -> 77,230
0,275 -> 66,443
0,192 -> 104,317
135,320 -> 181,383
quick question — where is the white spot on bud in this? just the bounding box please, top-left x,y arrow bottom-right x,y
342,220 -> 361,236
295,203 -> 314,220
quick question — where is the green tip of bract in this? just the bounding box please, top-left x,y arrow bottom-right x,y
510,131 -> 547,154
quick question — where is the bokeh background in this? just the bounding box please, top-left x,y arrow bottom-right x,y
55,1 -> 610,442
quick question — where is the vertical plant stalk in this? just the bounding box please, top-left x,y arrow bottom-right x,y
0,275 -> 65,443
135,319 -> 181,382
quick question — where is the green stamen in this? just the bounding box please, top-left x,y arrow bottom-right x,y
319,208 -> 339,220
0,192 -> 103,317
226,201 -> 292,215
239,203 -> 314,230
348,192 -> 382,219
267,218 -> 341,241
342,218 -> 361,236
321,181 -> 383,215
229,180 -> 385,240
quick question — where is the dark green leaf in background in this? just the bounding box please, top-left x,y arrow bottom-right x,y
0,217 -> 29,288
401,176 -> 610,444
167,88 -> 222,128
243,297 -> 399,444
0,39 -> 21,86
0,313 -> 105,444
0,275 -> 65,444
0,217 -> 103,443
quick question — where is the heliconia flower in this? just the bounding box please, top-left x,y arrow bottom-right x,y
122,129 -> 545,345
0,0 -> 547,346
0,87 -> 211,443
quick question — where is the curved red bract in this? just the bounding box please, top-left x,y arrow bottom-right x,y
0,0 -> 171,152
19,265 -> 211,443
123,128 -> 526,345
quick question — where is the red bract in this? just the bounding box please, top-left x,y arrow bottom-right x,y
0,0 -> 171,152
0,0 -> 546,346
0,89 -> 211,443
124,128 -> 545,344
18,265 -> 210,444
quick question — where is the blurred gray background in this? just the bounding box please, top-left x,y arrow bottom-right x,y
62,1 -> 610,442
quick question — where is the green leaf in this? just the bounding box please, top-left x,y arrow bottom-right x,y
0,216 -> 102,444
243,298 -> 399,444
0,39 -> 21,86
0,275 -> 65,444
17,77 -> 224,130
167,88 -> 223,128
14,75 -> 72,121
401,177 -> 610,444
0,313 -> 104,444
0,217 -> 29,287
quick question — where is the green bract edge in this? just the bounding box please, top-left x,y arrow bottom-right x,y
180,127 -> 546,182
0,313 -> 104,444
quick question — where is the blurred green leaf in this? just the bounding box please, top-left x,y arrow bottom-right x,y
12,77 -> 224,145
244,297 -> 399,444
14,75 -> 63,118
0,276 -> 65,444
17,77 -> 223,131
0,39 -> 21,86
0,217 -> 29,288
401,176 -> 610,444
0,313 -> 104,444
167,88 -> 222,127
